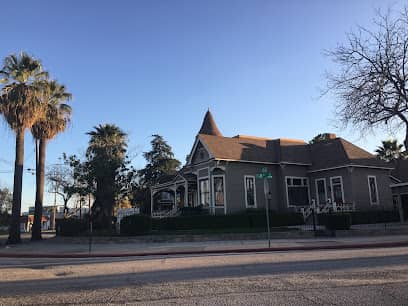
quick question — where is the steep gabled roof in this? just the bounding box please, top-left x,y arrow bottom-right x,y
310,138 -> 391,170
198,110 -> 222,136
198,134 -> 278,163
392,159 -> 408,182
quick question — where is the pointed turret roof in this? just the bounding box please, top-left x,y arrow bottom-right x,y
198,110 -> 222,136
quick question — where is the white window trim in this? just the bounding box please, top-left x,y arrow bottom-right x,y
285,176 -> 310,208
211,174 -> 226,210
244,175 -> 257,208
368,175 -> 380,205
315,178 -> 327,206
330,176 -> 345,204
198,176 -> 210,207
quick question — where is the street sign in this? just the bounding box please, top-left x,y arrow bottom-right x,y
256,170 -> 272,179
256,168 -> 273,248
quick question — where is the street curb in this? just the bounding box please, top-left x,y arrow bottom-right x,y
1,240 -> 408,258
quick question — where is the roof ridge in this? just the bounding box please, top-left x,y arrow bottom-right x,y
339,137 -> 374,160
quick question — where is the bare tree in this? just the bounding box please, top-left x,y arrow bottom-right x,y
46,164 -> 75,215
326,7 -> 408,149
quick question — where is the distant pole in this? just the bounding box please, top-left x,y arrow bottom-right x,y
264,178 -> 271,248
52,178 -> 59,231
88,193 -> 93,254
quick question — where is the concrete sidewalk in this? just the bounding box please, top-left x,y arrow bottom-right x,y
1,234 -> 408,258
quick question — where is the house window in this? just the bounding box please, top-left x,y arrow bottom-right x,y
199,179 -> 210,206
244,176 -> 256,207
330,176 -> 344,204
315,179 -> 327,205
213,176 -> 225,206
368,176 -> 379,205
286,176 -> 309,206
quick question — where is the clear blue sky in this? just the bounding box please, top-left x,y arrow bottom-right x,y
0,0 -> 405,212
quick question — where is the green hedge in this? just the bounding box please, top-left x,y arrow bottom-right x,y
318,213 -> 352,230
56,219 -> 88,236
120,215 -> 152,235
180,206 -> 208,216
348,210 -> 400,225
245,210 -> 304,228
152,214 -> 251,231
137,210 -> 303,234
0,212 -> 10,226
120,211 -> 305,235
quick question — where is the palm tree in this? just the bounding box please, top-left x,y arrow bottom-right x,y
375,139 -> 407,162
31,80 -> 72,241
86,124 -> 127,229
0,52 -> 48,244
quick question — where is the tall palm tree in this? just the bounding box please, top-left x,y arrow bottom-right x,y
87,124 -> 127,229
375,139 -> 407,162
0,52 -> 48,244
31,80 -> 72,241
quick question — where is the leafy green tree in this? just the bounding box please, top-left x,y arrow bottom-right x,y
86,124 -> 132,229
309,133 -> 336,144
375,139 -> 407,162
137,135 -> 181,213
31,80 -> 72,240
0,52 -> 48,244
138,134 -> 181,187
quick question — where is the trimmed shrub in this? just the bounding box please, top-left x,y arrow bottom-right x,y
120,214 -> 152,235
245,210 -> 304,228
152,214 -> 251,231
180,206 -> 208,216
349,210 -> 400,225
0,212 -> 10,227
318,213 -> 352,230
56,219 -> 88,236
150,210 -> 304,232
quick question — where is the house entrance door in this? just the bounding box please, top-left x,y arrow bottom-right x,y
401,194 -> 408,221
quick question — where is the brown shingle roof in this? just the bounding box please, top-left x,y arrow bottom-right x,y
199,134 -> 279,163
198,134 -> 390,170
310,138 -> 390,170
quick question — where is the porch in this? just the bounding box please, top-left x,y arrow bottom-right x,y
151,173 -> 198,218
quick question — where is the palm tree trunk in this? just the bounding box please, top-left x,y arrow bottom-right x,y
7,129 -> 25,244
32,138 -> 46,240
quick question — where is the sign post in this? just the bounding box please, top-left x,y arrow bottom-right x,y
256,167 -> 273,248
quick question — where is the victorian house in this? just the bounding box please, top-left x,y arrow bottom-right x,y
151,110 -> 396,218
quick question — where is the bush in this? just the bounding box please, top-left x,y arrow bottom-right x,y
56,218 -> 88,236
152,214 -> 251,231
244,209 -> 304,228
180,206 -> 208,216
349,210 -> 400,225
120,214 -> 152,235
318,213 -> 351,230
150,210 -> 304,232
0,212 -> 10,226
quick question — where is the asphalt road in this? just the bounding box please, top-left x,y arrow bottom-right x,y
1,247 -> 408,305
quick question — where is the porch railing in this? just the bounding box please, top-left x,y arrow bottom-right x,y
299,202 -> 355,221
152,206 -> 180,219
